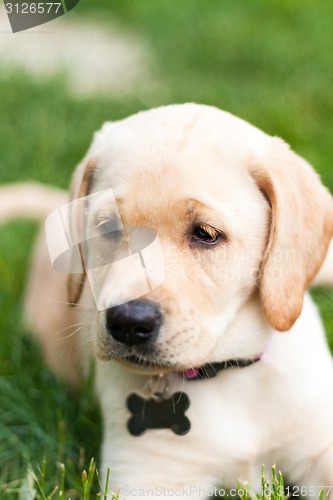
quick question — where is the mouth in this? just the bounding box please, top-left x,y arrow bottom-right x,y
116,352 -> 264,378
118,354 -> 176,374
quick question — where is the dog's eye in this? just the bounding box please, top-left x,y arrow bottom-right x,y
96,218 -> 123,242
191,224 -> 226,246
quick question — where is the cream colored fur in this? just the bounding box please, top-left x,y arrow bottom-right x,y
1,104 -> 333,498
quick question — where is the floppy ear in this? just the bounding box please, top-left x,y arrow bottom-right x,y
68,157 -> 96,305
66,121 -> 117,305
250,138 -> 333,331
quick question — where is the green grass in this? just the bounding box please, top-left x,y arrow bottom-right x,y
19,458 -> 118,499
7,462 -> 294,500
1,0 -> 333,497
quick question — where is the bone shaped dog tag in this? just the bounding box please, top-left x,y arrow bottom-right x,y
127,392 -> 191,436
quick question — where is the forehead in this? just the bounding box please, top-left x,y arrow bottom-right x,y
90,105 -> 270,225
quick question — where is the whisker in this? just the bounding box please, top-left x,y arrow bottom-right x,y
60,325 -> 84,340
47,298 -> 95,310
76,338 -> 95,350
56,322 -> 93,334
200,364 -> 211,378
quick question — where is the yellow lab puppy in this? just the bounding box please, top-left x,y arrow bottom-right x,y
1,104 -> 333,498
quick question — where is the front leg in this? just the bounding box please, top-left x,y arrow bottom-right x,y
100,431 -> 217,499
296,444 -> 333,499
277,433 -> 333,500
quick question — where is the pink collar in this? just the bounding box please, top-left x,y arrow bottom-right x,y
181,354 -> 263,381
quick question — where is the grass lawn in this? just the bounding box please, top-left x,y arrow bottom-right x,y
0,0 -> 333,497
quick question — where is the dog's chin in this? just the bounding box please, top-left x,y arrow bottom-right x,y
116,355 -> 179,375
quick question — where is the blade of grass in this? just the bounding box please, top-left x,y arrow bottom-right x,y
58,463 -> 65,500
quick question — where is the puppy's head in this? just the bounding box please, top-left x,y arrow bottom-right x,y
68,104 -> 333,374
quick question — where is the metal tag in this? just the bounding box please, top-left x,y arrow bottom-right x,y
127,391 -> 191,436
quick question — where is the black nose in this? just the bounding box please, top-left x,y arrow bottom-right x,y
106,300 -> 162,346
